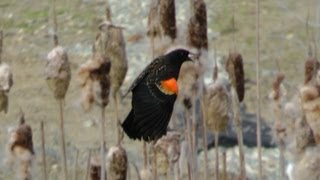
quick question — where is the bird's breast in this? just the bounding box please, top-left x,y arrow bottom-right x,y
156,78 -> 178,95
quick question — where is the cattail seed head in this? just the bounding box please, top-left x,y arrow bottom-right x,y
187,0 -> 208,50
147,0 -> 161,39
270,73 -> 285,101
159,0 -> 176,41
304,58 -> 320,85
205,82 -> 231,133
6,114 -> 34,180
226,52 -> 245,102
45,46 -> 71,100
90,156 -> 104,180
78,55 -> 111,111
106,145 -> 128,180
0,63 -> 13,113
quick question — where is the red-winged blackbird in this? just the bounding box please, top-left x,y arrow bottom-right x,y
122,49 -> 196,142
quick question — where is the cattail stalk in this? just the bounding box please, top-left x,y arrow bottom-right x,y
184,109 -> 193,180
100,107 -> 106,180
222,151 -> 227,180
73,148 -> 79,180
114,94 -> 122,144
85,149 -> 92,180
215,132 -> 220,180
191,91 -> 198,179
59,99 -> 68,180
153,147 -> 157,180
200,100 -> 208,180
255,0 -> 263,178
232,90 -> 246,179
51,0 -> 58,46
0,30 -> 2,64
41,121 -> 48,180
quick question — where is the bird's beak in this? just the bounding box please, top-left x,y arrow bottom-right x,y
188,52 -> 200,61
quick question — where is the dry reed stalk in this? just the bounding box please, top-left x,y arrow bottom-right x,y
73,148 -> 79,180
85,149 -> 92,180
215,132 -> 219,180
105,0 -> 112,22
40,121 -> 48,180
255,0 -> 262,178
51,0 -> 58,46
191,91 -> 198,179
183,102 -> 193,180
152,147 -> 158,180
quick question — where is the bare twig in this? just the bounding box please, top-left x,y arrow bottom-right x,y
85,149 -> 92,180
100,107 -> 106,180
256,0 -> 263,179
59,100 -> 68,180
40,121 -> 48,180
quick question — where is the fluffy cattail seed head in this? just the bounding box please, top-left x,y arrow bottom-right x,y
78,55 -> 111,111
205,82 -> 231,133
45,46 -> 71,100
90,156 -> 105,180
226,52 -> 245,102
147,0 -> 161,39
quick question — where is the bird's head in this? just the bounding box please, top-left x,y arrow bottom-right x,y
165,48 -> 199,66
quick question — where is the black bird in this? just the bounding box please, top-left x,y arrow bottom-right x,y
122,49 -> 196,142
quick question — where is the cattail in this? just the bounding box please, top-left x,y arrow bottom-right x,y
159,0 -> 176,41
90,156 -> 105,180
187,0 -> 208,50
45,46 -> 71,100
96,21 -> 127,143
147,0 -> 161,40
205,81 -> 231,180
106,145 -> 128,180
269,73 -> 286,180
205,82 -> 231,133
0,63 -> 13,113
6,112 -> 34,180
304,57 -> 319,85
153,131 -> 181,178
300,84 -> 320,144
0,30 -> 13,113
225,52 -> 245,102
226,52 -> 246,178
78,55 -> 111,111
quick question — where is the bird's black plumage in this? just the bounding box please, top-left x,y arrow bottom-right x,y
122,49 -> 193,142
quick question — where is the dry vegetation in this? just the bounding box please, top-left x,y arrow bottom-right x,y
1,0 -> 320,179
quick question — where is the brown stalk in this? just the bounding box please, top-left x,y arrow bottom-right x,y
73,148 -> 79,180
40,121 -> 48,180
0,30 -> 2,64
200,99 -> 208,180
51,0 -> 58,46
152,146 -> 157,180
85,149 -> 92,180
59,99 -> 68,180
256,0 -> 262,178
215,132 -> 220,180
100,107 -> 106,180
191,90 -> 198,179
222,151 -> 227,180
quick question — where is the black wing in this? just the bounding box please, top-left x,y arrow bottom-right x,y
122,80 -> 176,141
